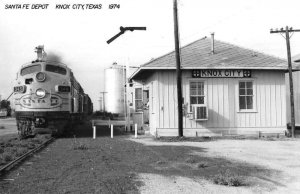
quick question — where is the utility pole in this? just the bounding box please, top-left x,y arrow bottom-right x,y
173,0 -> 183,137
100,92 -> 107,112
99,97 -> 103,111
271,26 -> 300,138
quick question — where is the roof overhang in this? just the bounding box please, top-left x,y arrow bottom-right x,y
130,65 -> 300,81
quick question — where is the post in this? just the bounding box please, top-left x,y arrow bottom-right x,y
285,27 -> 295,138
93,126 -> 96,139
111,124 -> 113,138
135,123 -> 137,138
173,0 -> 183,137
123,64 -> 127,131
126,61 -> 131,132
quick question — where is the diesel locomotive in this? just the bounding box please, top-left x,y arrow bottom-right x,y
13,46 -> 93,138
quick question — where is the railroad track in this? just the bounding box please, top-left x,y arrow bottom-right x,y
0,137 -> 55,175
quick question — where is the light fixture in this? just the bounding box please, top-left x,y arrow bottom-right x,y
36,72 -> 46,82
36,88 -> 46,98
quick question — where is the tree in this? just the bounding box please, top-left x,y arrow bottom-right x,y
0,100 -> 11,116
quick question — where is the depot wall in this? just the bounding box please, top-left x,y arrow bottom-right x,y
144,70 -> 286,136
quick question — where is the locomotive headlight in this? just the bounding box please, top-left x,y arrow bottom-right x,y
36,72 -> 46,82
36,88 -> 46,98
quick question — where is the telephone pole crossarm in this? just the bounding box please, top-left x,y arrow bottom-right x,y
270,27 -> 300,34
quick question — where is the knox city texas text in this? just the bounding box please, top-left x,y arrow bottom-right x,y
192,69 -> 252,78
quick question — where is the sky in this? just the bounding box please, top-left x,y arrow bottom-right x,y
1,0 -> 300,110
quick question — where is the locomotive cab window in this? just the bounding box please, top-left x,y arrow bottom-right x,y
21,64 -> 41,76
46,65 -> 67,75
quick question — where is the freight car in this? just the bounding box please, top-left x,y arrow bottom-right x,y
13,46 -> 92,138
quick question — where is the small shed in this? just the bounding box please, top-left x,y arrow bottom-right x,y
130,36 -> 291,137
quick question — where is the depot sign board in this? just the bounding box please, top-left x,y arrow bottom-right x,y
192,69 -> 252,78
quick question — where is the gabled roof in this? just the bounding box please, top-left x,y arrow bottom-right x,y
131,37 -> 289,80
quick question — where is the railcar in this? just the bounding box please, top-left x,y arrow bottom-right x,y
13,46 -> 92,138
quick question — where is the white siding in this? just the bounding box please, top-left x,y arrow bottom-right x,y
149,70 -> 286,136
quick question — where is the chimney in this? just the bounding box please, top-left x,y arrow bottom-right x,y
211,32 -> 215,54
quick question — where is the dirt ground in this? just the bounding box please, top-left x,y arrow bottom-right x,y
0,122 -> 300,193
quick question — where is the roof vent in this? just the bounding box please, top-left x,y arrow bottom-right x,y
252,51 -> 258,57
211,32 -> 215,54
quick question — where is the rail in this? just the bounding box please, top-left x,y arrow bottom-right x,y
0,137 -> 55,174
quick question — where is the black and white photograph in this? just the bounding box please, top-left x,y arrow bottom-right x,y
1,0 -> 300,193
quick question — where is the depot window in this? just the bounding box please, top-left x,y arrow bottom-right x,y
190,81 -> 206,111
21,65 -> 41,76
45,64 -> 67,75
239,81 -> 254,110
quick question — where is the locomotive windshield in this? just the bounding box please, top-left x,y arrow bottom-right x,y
21,64 -> 41,76
45,64 -> 67,75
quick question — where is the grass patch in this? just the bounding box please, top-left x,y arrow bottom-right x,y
72,136 -> 88,150
212,169 -> 243,186
185,157 -> 197,164
30,138 -> 43,144
2,152 -> 13,163
74,143 -> 88,150
155,136 -> 214,142
156,160 -> 166,165
0,134 -> 50,167
16,147 -> 28,157
197,161 -> 209,168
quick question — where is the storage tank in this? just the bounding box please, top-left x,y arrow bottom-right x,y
104,63 -> 126,115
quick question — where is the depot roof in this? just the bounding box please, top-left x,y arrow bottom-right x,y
130,37 -> 293,80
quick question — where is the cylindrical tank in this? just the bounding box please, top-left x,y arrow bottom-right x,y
104,63 -> 125,115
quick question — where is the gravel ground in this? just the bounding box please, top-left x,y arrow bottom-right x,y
133,137 -> 300,194
0,122 -> 299,193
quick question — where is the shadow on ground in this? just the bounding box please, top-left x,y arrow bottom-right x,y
118,142 -> 284,192
0,120 -> 285,193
